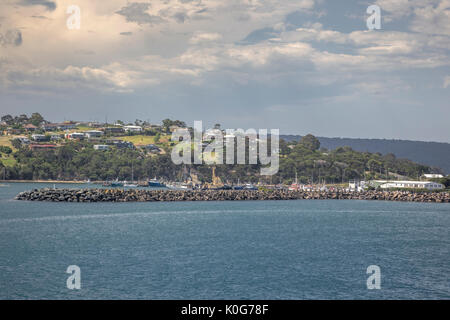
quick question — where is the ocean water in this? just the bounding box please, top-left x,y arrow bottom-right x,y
0,182 -> 449,299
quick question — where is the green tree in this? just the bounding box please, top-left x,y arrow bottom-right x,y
300,134 -> 320,151
30,112 -> 44,126
154,132 -> 161,143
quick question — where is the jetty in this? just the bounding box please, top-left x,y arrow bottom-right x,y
14,188 -> 450,203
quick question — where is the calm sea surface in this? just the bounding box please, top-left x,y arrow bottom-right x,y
0,182 -> 449,299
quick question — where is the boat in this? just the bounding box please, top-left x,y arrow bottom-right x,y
124,162 -> 138,187
148,178 -> 166,188
110,181 -> 124,187
288,171 -> 301,191
124,183 -> 138,188
104,178 -> 124,187
243,183 -> 258,190
232,179 -> 244,190
166,182 -> 191,190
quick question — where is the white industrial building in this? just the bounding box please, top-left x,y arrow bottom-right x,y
379,180 -> 444,190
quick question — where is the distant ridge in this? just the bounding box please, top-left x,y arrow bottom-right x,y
281,136 -> 450,174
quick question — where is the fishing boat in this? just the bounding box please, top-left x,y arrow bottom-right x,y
110,181 -> 124,187
148,178 -> 166,188
166,182 -> 191,190
243,183 -> 258,190
104,178 -> 124,187
232,178 -> 244,190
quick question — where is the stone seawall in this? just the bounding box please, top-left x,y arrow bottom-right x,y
14,188 -> 450,203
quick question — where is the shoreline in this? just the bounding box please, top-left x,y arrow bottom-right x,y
4,180 -> 91,184
14,188 -> 450,203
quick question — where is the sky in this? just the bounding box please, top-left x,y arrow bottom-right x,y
0,0 -> 449,142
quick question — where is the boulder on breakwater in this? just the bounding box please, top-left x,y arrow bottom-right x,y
14,188 -> 450,203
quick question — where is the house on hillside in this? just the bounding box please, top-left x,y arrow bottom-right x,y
94,145 -> 109,151
42,123 -> 76,131
31,134 -> 48,142
423,174 -> 444,179
105,139 -> 134,149
17,137 -> 30,144
41,123 -> 60,131
58,123 -> 76,130
141,144 -> 161,153
50,134 -> 62,141
84,130 -> 103,139
88,122 -> 104,128
24,124 -> 38,132
124,125 -> 142,133
5,128 -> 22,135
65,132 -> 85,140
103,127 -> 125,135
169,125 -> 187,133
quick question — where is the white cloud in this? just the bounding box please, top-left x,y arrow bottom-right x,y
189,32 -> 222,44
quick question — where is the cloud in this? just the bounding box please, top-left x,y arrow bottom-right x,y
444,76 -> 450,88
0,63 -> 155,93
120,32 -> 133,36
190,32 -> 222,44
115,2 -> 165,25
0,29 -> 22,47
240,27 -> 279,45
410,0 -> 450,35
18,0 -> 56,11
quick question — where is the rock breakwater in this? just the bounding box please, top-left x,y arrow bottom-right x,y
14,188 -> 450,203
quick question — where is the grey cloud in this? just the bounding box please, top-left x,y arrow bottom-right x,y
120,32 -> 133,36
239,27 -> 279,45
0,29 -> 22,47
173,12 -> 188,23
19,0 -> 56,11
31,15 -> 50,20
116,3 -> 164,25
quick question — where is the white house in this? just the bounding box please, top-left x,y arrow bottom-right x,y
65,132 -> 85,140
31,134 -> 47,142
93,145 -> 109,151
123,125 -> 142,133
379,180 -> 444,190
84,130 -> 103,139
423,174 -> 444,179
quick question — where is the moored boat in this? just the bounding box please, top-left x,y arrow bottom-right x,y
148,178 -> 166,188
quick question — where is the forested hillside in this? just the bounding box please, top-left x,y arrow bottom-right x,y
281,136 -> 450,173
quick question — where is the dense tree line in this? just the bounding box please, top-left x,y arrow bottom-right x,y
0,135 -> 434,184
